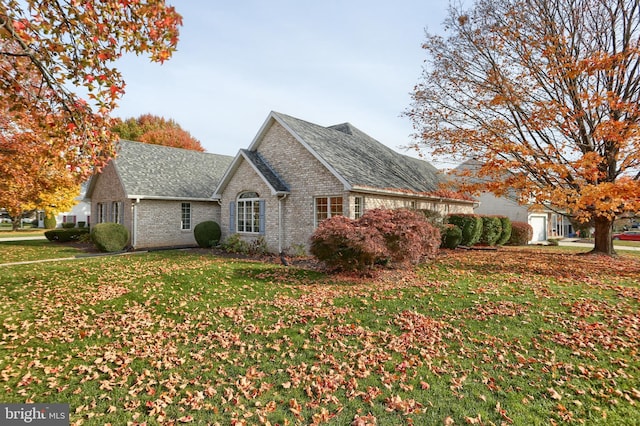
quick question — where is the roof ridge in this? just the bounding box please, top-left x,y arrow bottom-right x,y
118,139 -> 228,157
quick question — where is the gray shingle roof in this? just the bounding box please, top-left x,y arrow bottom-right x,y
240,149 -> 290,193
112,140 -> 233,200
273,112 -> 443,194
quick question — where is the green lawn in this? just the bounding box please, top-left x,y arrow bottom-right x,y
0,246 -> 638,425
0,240 -> 86,264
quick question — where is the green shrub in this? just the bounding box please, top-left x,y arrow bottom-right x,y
61,222 -> 75,229
421,209 -> 445,227
90,223 -> 129,252
221,233 -> 251,254
447,214 -> 483,246
44,213 -> 56,229
77,231 -> 92,243
496,217 -> 512,246
508,221 -> 533,246
548,238 -> 560,246
44,228 -> 89,242
77,221 -> 86,228
479,216 -> 502,246
193,220 -> 221,248
441,224 -> 462,249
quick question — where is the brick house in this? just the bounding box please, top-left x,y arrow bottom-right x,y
86,141 -> 233,249
214,112 -> 474,253
87,112 -> 475,251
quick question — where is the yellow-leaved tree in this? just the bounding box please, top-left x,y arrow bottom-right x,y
406,0 -> 640,255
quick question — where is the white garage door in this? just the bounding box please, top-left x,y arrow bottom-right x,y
529,215 -> 547,242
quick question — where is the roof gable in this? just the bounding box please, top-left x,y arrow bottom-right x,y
270,112 -> 443,194
93,140 -> 233,200
240,150 -> 290,193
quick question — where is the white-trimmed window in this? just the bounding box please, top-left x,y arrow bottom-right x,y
111,201 -> 123,224
315,196 -> 343,225
181,203 -> 191,230
354,196 -> 363,219
235,192 -> 263,234
63,215 -> 76,224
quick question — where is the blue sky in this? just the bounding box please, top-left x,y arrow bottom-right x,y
113,1 -> 452,164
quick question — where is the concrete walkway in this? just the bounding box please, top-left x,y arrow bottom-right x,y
558,240 -> 640,251
0,236 -> 47,242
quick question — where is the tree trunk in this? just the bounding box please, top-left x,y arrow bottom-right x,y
11,217 -> 20,232
591,215 -> 615,256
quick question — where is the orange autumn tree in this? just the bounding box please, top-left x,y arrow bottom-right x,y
0,106 -> 80,230
0,55 -> 82,230
112,114 -> 205,151
406,0 -> 640,256
0,0 -> 182,177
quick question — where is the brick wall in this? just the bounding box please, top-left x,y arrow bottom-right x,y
89,161 -> 131,241
133,200 -> 219,249
90,160 -> 221,249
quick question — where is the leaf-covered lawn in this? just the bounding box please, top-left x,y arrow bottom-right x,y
0,240 -> 88,264
0,248 -> 638,425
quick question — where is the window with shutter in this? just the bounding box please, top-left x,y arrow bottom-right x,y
236,192 -> 263,234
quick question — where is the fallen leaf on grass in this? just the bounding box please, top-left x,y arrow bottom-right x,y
548,387 -> 562,400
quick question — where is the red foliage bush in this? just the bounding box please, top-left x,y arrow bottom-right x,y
358,208 -> 440,264
508,221 -> 533,246
309,215 -> 386,272
310,208 -> 441,272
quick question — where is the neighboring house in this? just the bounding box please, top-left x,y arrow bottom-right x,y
214,112 -> 475,254
87,112 -> 475,251
37,182 -> 91,228
86,140 -> 233,249
454,159 -> 573,243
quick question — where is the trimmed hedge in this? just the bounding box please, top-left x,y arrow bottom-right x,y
44,213 -> 56,229
447,214 -> 483,246
91,223 -> 129,252
496,216 -> 512,246
508,221 -> 533,246
480,216 -> 502,246
44,228 -> 89,242
441,224 -> 462,249
193,221 -> 221,248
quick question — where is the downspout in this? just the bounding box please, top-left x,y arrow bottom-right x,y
278,194 -> 288,254
131,198 -> 140,249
